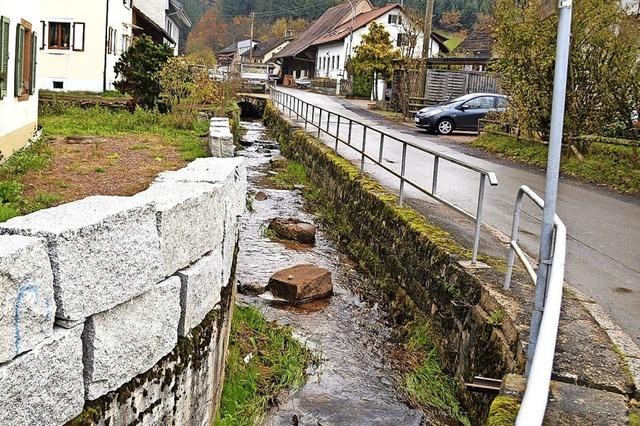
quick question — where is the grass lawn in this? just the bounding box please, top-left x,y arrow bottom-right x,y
215,306 -> 311,426
472,133 -> 640,195
0,106 -> 209,222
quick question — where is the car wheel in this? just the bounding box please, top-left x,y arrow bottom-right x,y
437,118 -> 454,135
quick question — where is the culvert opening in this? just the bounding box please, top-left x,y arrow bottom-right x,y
238,101 -> 264,120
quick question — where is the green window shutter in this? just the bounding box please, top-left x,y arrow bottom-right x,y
30,34 -> 37,95
14,24 -> 24,97
0,16 -> 10,99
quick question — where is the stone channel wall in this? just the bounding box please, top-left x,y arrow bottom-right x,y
263,101 -> 635,424
0,157 -> 247,426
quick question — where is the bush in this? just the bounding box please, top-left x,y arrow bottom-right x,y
114,35 -> 174,110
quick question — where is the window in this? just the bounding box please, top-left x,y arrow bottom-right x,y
464,96 -> 495,110
388,14 -> 402,25
0,16 -> 9,99
496,96 -> 508,109
53,81 -> 64,89
336,55 -> 340,70
14,21 -> 37,99
48,22 -> 71,49
331,56 -> 335,70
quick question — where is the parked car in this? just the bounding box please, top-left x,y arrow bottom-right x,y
295,77 -> 312,89
415,93 -> 508,135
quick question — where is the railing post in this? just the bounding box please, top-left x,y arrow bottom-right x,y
504,191 -> 525,290
399,143 -> 408,205
361,126 -> 367,171
472,174 -> 487,265
305,102 -> 309,131
432,157 -> 439,195
335,115 -> 341,152
318,110 -> 322,139
379,134 -> 385,163
348,120 -> 352,145
327,112 -> 331,134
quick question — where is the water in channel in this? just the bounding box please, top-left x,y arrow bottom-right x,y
236,121 -> 425,426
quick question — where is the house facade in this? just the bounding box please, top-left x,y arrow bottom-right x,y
132,0 -> 191,55
0,0 -> 40,160
39,0 -> 134,92
312,4 -> 446,80
273,1 -> 447,82
272,0 -> 375,80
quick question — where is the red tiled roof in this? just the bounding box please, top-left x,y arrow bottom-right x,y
311,3 -> 400,47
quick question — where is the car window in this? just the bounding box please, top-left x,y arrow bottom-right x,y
464,96 -> 495,109
496,97 -> 508,108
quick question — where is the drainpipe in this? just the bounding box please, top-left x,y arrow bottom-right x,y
103,0 -> 110,92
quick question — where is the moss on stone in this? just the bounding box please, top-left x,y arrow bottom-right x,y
487,396 -> 520,426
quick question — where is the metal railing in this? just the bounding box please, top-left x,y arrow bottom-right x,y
270,88 -> 498,265
503,186 -> 567,426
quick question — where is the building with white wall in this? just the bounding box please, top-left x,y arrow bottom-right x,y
312,3 -> 447,80
133,0 -> 191,56
0,0 -> 40,160
38,0 -> 134,92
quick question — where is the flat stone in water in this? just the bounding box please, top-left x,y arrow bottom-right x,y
268,264 -> 332,305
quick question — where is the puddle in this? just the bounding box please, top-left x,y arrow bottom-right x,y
236,121 -> 425,425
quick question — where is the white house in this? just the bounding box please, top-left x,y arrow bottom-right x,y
133,0 -> 191,55
311,3 -> 448,81
39,0 -> 134,92
0,0 -> 40,160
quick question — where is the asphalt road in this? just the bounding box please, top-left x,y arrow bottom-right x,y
276,87 -> 640,347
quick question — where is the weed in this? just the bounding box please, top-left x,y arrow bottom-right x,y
34,193 -> 62,209
486,309 -> 506,326
246,195 -> 255,213
270,161 -> 309,189
215,306 -> 311,426
0,204 -> 20,223
94,167 -> 106,173
405,349 -> 471,426
487,396 -> 520,426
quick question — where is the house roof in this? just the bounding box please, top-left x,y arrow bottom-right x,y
454,29 -> 495,58
169,0 -> 193,28
272,2 -> 357,60
241,37 -> 292,59
218,42 -> 238,55
311,3 -> 400,46
133,6 -> 175,44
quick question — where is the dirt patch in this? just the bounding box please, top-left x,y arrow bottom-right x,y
20,135 -> 187,205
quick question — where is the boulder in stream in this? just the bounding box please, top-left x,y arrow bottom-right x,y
268,264 -> 333,305
268,218 -> 316,244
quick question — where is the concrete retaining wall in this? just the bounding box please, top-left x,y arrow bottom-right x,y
0,157 -> 247,426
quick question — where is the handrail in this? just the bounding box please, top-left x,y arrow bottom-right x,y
503,185 -> 567,426
270,87 -> 499,265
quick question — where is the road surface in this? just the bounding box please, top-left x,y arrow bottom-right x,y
275,87 -> 640,347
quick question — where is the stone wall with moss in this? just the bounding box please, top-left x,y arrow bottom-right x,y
0,158 -> 247,425
264,102 -> 525,422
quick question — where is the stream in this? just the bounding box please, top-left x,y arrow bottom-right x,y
236,121 -> 426,426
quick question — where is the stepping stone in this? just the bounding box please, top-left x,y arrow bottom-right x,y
268,264 -> 333,305
268,218 -> 316,244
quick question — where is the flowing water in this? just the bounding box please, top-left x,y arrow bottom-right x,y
236,121 -> 426,426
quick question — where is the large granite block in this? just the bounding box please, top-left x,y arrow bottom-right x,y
0,235 -> 55,363
83,277 -> 181,400
0,325 -> 84,426
134,181 -> 225,277
176,252 -> 224,336
0,196 -> 163,321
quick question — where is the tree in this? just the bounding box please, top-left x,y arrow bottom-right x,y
494,0 -> 640,138
187,9 -> 230,52
440,9 -> 463,31
114,35 -> 174,110
351,22 -> 400,99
